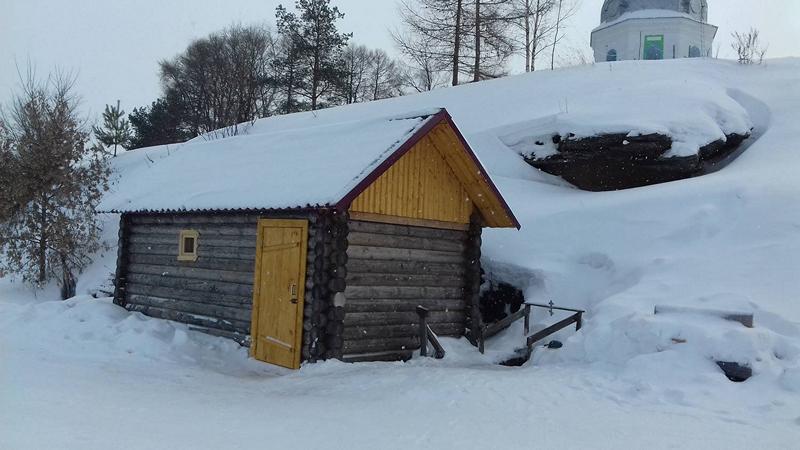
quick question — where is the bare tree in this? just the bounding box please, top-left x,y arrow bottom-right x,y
160,25 -> 278,137
550,0 -> 563,70
555,44 -> 590,68
367,49 -> 404,100
0,114 -> 20,223
394,0 -> 469,86
468,0 -> 515,81
731,28 -> 768,65
340,43 -> 372,104
0,68 -> 110,298
511,0 -> 556,72
548,0 -> 579,70
395,0 -> 515,85
398,35 -> 450,93
339,45 -> 404,103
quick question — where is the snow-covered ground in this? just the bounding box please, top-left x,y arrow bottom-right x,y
2,58 -> 800,449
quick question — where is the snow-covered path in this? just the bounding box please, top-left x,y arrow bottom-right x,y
1,292 -> 798,450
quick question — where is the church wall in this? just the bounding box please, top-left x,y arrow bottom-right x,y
592,17 -> 717,62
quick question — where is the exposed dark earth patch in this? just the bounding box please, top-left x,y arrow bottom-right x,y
524,132 -> 750,191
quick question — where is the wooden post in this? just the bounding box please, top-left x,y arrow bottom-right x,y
523,304 -> 531,336
478,327 -> 485,354
113,214 -> 131,308
464,217 -> 483,346
417,305 -> 429,357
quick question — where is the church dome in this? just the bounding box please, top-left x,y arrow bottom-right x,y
601,0 -> 708,24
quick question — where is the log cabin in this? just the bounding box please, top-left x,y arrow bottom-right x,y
102,108 -> 519,369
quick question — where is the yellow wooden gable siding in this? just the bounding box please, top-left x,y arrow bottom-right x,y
350,132 -> 473,225
425,123 -> 516,228
349,121 -> 518,229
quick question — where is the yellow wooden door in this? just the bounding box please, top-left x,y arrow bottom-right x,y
250,219 -> 308,369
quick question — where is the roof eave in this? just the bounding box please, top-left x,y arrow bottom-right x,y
440,111 -> 521,230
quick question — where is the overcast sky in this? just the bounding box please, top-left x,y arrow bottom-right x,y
2,0 -> 798,122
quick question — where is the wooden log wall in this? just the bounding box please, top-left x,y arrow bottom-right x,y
464,218 -> 483,343
116,211 -> 318,348
342,220 -> 469,361
301,210 -> 348,362
113,214 -> 130,309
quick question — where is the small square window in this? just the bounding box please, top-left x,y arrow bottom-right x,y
178,230 -> 199,262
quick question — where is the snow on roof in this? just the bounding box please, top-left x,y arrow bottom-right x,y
103,59 -> 755,216
593,9 -> 709,33
99,109 -> 444,213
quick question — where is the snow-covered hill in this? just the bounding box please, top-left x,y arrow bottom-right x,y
2,59 -> 799,449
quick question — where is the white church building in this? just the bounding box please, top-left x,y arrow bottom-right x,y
591,0 -> 718,62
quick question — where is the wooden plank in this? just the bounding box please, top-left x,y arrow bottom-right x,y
347,231 -> 465,253
482,308 -> 528,339
129,224 -> 257,237
344,311 -> 465,327
188,326 -> 250,346
129,233 -> 256,249
127,273 -> 253,298
654,305 -> 754,328
127,304 -> 250,333
427,124 -> 517,228
127,294 -> 252,323
343,336 -> 420,355
347,259 -> 465,276
348,220 -> 467,241
129,215 -> 259,225
126,282 -> 251,308
128,253 -> 253,273
346,273 -> 464,288
425,323 -> 447,359
347,135 -> 473,226
344,298 -> 466,313
347,245 -> 463,264
349,212 -> 469,231
526,314 -> 581,347
344,285 -> 464,300
129,242 -> 256,260
344,323 -> 464,340
127,264 -> 254,285
341,350 -> 413,363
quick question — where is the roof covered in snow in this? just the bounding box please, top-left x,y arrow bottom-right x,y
601,0 -> 709,23
99,108 -> 519,227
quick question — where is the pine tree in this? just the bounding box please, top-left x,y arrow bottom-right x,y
272,34 -> 310,114
276,0 -> 351,110
93,100 -> 132,156
0,70 -> 111,298
128,94 -> 193,149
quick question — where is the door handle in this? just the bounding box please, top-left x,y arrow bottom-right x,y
290,283 -> 298,303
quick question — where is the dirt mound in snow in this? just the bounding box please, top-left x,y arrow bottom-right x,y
525,131 -> 750,191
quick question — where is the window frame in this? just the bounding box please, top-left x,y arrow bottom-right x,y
643,35 -> 665,60
177,229 -> 199,262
